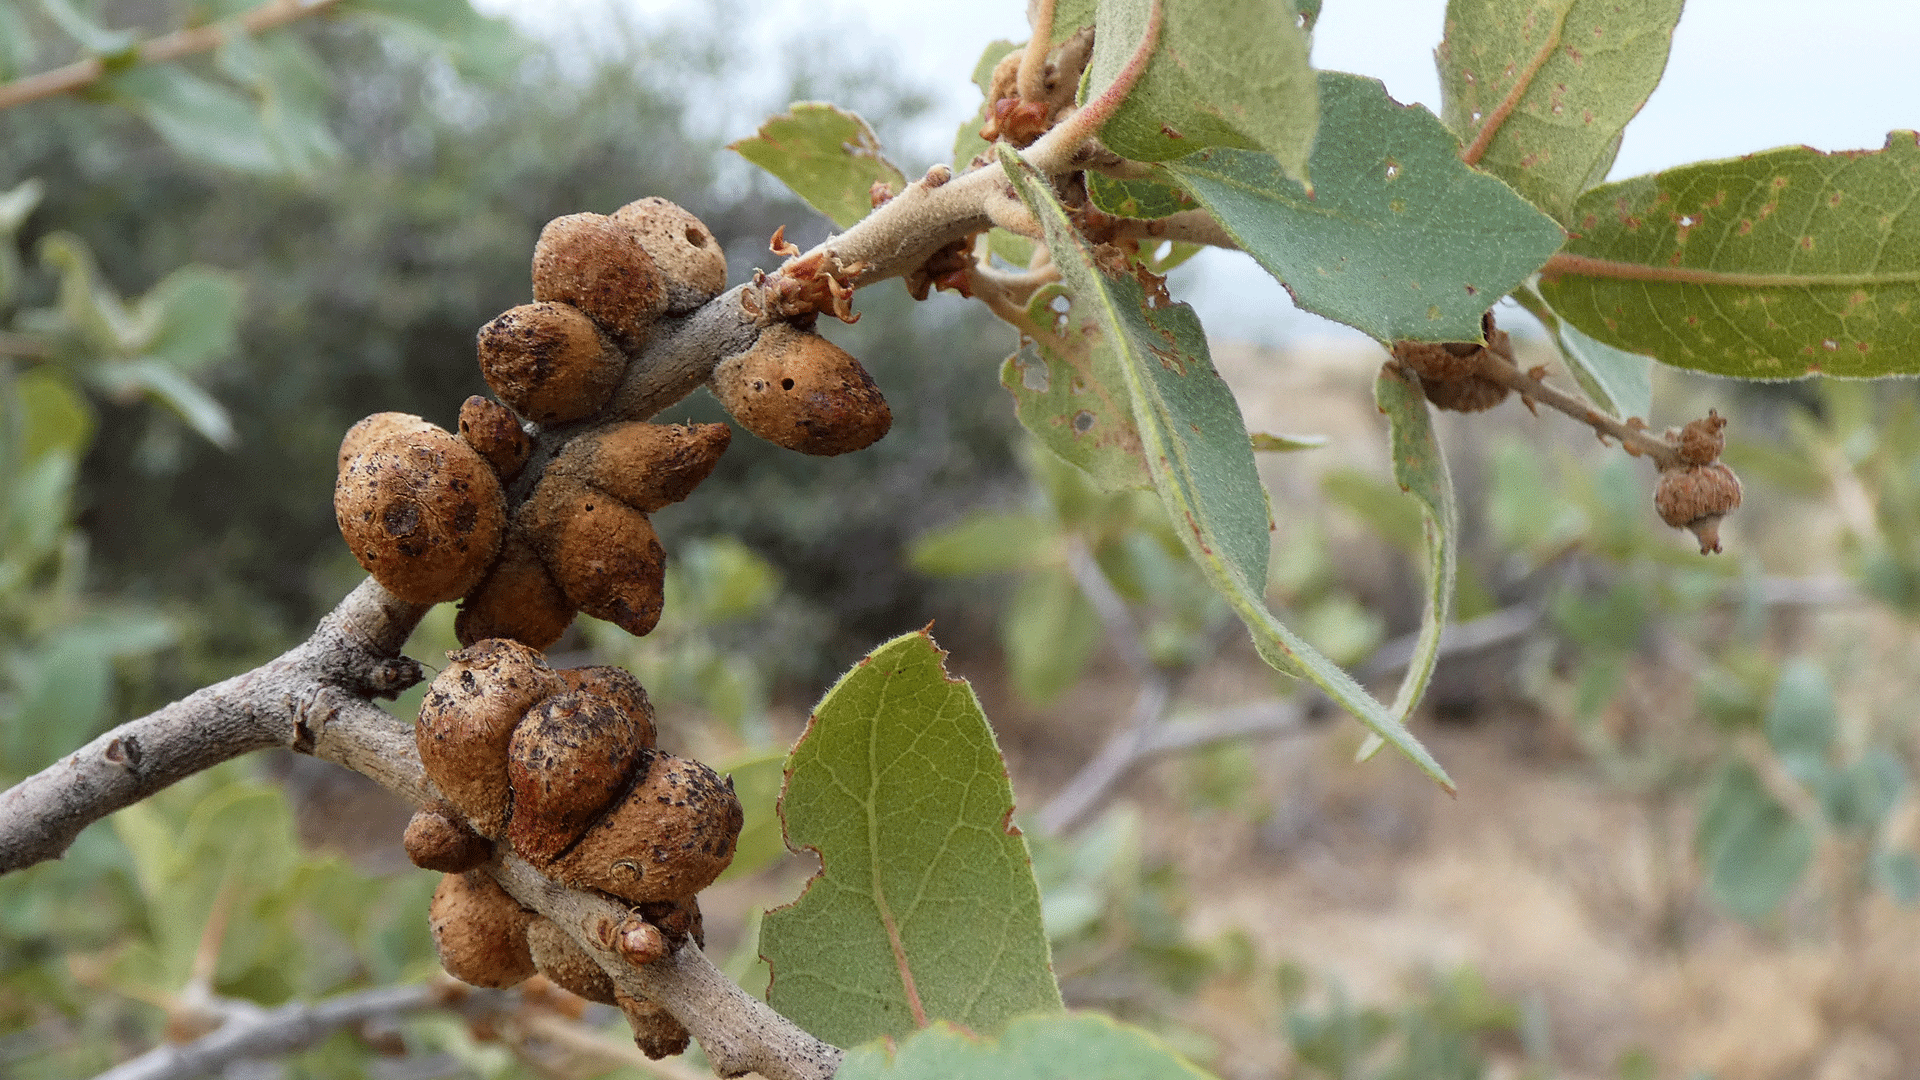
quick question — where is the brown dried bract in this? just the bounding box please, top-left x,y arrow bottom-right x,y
416,639 -> 564,837
545,421 -> 731,514
429,871 -> 536,989
457,396 -> 532,481
904,237 -> 976,301
476,302 -> 627,426
532,213 -> 669,352
709,323 -> 892,456
335,424 -> 506,604
519,475 -> 667,636
611,197 -> 728,314
1391,311 -> 1515,413
403,806 -> 493,873
454,533 -> 577,651
505,691 -> 648,865
1655,462 -> 1743,554
543,752 -> 742,905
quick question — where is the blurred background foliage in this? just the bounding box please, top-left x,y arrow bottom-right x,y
7,1 -> 1920,1078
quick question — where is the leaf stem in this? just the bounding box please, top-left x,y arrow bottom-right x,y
1017,0 -> 1056,102
0,0 -> 346,112
1038,0 -> 1163,158
1459,7 -> 1567,166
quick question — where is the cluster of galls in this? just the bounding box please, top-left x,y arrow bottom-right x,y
1389,310 -> 1516,414
1652,411 -> 1743,554
404,639 -> 742,1058
329,198 -> 895,1055
334,197 -> 893,648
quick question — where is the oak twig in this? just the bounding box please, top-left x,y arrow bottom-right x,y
1469,348 -> 1681,468
0,0 -> 347,113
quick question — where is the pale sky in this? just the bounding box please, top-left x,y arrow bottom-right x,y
475,0 -> 1920,345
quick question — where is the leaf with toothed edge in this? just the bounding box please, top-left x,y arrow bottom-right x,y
1540,134 -> 1920,378
1164,72 -> 1566,344
762,631 -> 1061,1048
1437,0 -> 1684,222
1000,145 -> 1455,792
731,103 -> 909,229
1356,363 -> 1459,763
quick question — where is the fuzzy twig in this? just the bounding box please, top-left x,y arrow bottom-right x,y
1470,349 -> 1681,468
1018,0 -> 1057,103
0,0 -> 347,113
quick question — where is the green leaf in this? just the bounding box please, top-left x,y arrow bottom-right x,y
145,265 -> 245,372
1538,133 -> 1920,377
1436,0 -> 1684,220
16,367 -> 97,464
1085,0 -> 1317,177
1764,660 -> 1835,786
1086,171 -> 1197,220
731,104 -> 908,230
1354,363 -> 1458,762
836,1013 -> 1214,1080
104,66 -> 280,175
1251,432 -> 1327,452
1821,750 -> 1905,832
1695,761 -> 1815,920
0,178 -> 45,303
38,0 -> 136,57
335,0 -> 519,81
1000,146 -> 1453,791
910,511 -> 1059,577
98,360 -> 237,448
998,294 -> 1154,494
763,631 -> 1061,1046
1003,568 -> 1104,705
1165,73 -> 1566,344
0,2 -> 36,81
1513,284 -> 1652,420
216,29 -> 343,176
1049,0 -> 1100,44
714,750 -> 790,884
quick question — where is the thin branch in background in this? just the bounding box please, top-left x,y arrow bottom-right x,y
0,0 -> 347,112
91,981 -> 517,1080
517,1012 -> 712,1080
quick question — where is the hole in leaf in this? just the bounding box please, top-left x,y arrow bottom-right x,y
1679,215 -> 1696,227
1153,240 -> 1173,261
1049,294 -> 1071,313
1471,111 -> 1482,123
1384,161 -> 1400,180
1823,340 -> 1839,351
1021,361 -> 1049,392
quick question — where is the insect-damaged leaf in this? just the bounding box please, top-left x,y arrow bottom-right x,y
1001,147 -> 1453,791
763,631 -> 1061,1047
1166,73 -> 1565,344
1085,0 -> 1317,180
731,103 -> 908,229
1000,284 -> 1153,494
1438,0 -> 1683,221
1540,133 -> 1920,377
836,1013 -> 1215,1080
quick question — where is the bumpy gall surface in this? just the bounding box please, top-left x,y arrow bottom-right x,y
428,871 -> 536,989
415,639 -> 564,838
337,412 -> 437,476
403,807 -> 493,873
709,323 -> 892,455
454,534 -> 578,650
531,213 -> 669,352
525,917 -> 618,1006
335,425 -> 506,604
457,395 -> 533,480
476,302 -> 627,426
1655,462 -> 1743,554
545,421 -> 731,513
520,475 -> 667,637
555,665 -> 657,747
612,197 -> 728,314
505,691 -> 648,865
544,751 -> 742,905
